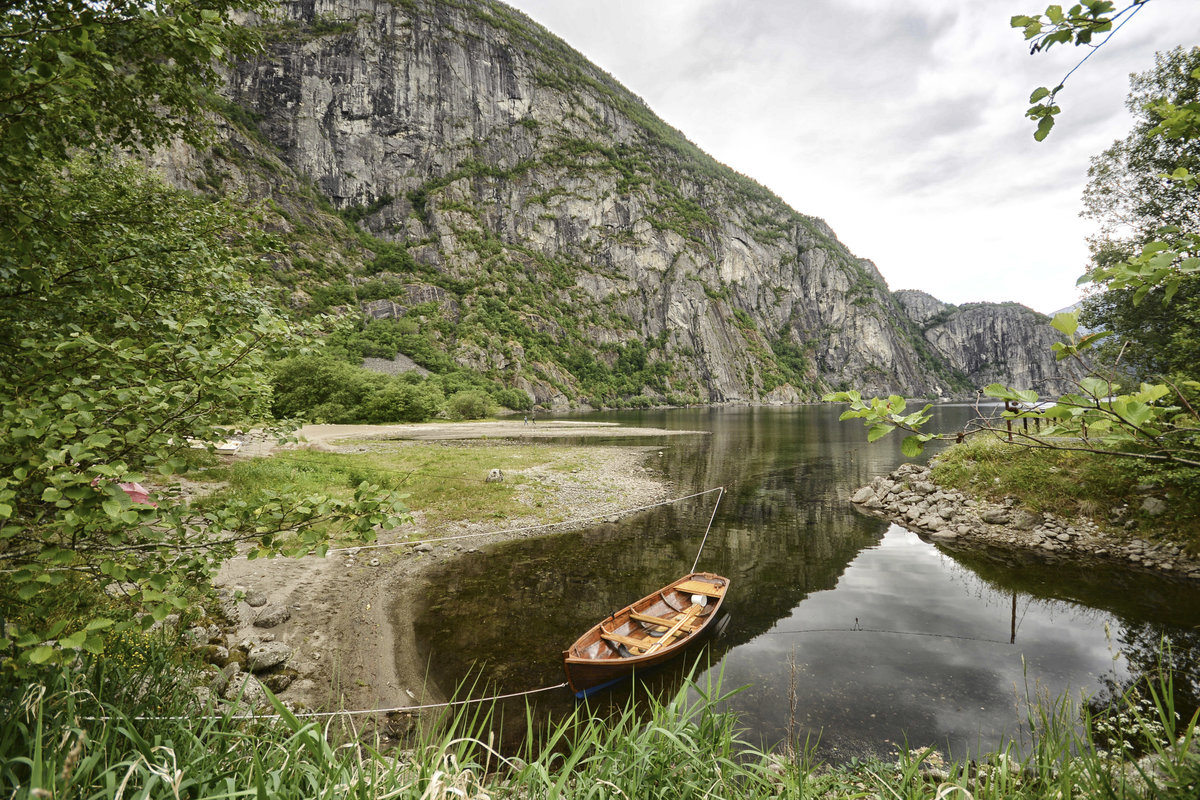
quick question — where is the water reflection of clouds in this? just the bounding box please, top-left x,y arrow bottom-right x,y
720,526 -> 1132,758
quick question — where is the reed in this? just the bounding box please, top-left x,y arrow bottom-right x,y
3,639 -> 1198,799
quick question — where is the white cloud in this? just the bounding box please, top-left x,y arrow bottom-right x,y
503,0 -> 1200,313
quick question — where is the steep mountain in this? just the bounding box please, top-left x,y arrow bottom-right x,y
894,291 -> 1081,393
169,0 -> 1076,407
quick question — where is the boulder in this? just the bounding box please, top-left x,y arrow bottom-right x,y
1141,497 -> 1168,516
253,605 -> 291,629
918,515 -> 946,532
980,508 -> 1010,525
262,668 -> 298,693
222,673 -> 269,709
1012,510 -> 1042,531
851,486 -> 877,504
247,641 -> 292,673
211,662 -> 241,696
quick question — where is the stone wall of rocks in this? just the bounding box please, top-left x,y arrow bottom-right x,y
852,463 -> 1200,581
180,588 -> 301,715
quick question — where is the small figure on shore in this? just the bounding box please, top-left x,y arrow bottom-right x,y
523,415 -> 528,425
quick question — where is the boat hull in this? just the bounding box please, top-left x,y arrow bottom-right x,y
562,572 -> 729,697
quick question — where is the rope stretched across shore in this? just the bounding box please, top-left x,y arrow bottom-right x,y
81,681 -> 571,724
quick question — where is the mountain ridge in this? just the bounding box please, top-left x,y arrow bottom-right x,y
159,0 -> 1078,408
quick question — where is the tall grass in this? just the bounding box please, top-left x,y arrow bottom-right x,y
3,637 -> 1198,799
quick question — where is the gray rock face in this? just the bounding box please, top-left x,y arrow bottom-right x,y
893,290 -> 950,327
211,0 -> 1075,401
914,303 -> 1083,393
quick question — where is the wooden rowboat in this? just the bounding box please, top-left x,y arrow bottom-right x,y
562,572 -> 730,698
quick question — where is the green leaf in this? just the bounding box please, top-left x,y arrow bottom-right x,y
60,630 -> 87,650
1050,312 -> 1078,336
27,646 -> 57,664
1080,377 -> 1109,398
900,436 -> 924,458
983,384 -> 1017,401
867,424 -> 896,442
1034,114 -> 1056,141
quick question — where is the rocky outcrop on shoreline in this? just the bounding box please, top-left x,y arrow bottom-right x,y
852,463 -> 1200,580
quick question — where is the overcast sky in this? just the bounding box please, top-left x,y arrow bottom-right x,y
500,0 -> 1199,314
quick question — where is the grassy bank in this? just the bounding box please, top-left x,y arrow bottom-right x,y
930,435 -> 1200,552
4,632 -> 1199,799
192,442 -> 601,530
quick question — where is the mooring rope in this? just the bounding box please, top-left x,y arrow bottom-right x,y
690,486 -> 724,573
320,485 -> 725,556
80,681 -> 571,724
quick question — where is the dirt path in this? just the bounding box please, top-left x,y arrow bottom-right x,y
215,420 -> 704,725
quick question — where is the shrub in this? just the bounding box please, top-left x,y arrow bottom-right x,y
493,387 -> 533,411
445,390 -> 493,420
359,381 -> 444,423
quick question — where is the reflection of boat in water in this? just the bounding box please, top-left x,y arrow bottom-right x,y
562,572 -> 730,698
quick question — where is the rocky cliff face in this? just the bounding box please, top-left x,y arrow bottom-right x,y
892,290 -> 1081,393
211,0 -> 1073,405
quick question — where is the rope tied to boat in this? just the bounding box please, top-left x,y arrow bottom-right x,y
690,486 -> 725,573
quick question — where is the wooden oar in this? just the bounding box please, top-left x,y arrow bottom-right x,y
641,603 -> 702,655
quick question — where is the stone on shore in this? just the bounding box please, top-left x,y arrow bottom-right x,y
849,463 -> 1200,580
851,486 -> 877,504
253,605 -> 291,628
247,641 -> 292,672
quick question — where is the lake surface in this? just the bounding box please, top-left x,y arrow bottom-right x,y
404,405 -> 1200,761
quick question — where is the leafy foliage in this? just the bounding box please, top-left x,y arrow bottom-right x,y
828,313 -> 1200,467
821,392 -> 937,458
830,7 -> 1200,509
444,390 -> 495,420
0,0 -> 269,179
0,1 -> 410,672
1011,1 -> 1153,140
0,160 -> 408,673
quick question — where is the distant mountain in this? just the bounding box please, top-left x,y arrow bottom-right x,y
153,0 -> 1079,406
896,291 -> 1082,394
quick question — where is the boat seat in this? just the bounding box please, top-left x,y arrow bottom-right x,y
675,580 -> 725,598
600,631 -> 652,650
631,611 -> 700,632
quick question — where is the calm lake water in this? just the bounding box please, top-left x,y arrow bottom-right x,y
404,405 -> 1200,762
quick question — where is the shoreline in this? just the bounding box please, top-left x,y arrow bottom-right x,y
851,462 -> 1200,581
210,421 -> 697,725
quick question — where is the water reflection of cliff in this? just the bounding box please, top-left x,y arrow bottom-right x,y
404,406 -> 1200,761
407,405 -> 982,698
